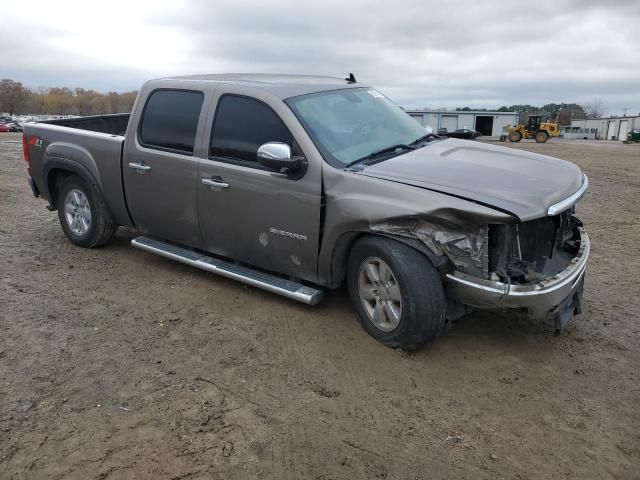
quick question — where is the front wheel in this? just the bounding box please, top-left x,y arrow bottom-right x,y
57,174 -> 117,248
508,130 -> 522,142
347,236 -> 447,350
535,131 -> 549,143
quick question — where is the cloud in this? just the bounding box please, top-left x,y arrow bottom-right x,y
1,0 -> 638,114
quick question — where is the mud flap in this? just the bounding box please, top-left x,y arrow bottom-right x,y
554,275 -> 585,333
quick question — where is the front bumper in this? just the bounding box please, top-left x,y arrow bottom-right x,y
445,227 -> 589,320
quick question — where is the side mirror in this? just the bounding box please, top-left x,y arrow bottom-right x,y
257,142 -> 304,174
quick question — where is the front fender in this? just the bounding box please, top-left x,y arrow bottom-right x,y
323,230 -> 454,290
318,167 -> 515,288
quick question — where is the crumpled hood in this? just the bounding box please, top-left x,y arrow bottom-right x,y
356,138 -> 585,221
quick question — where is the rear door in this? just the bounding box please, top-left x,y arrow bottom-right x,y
122,88 -> 208,247
196,89 -> 323,283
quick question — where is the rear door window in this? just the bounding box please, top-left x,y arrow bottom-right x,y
139,89 -> 204,154
209,95 -> 293,163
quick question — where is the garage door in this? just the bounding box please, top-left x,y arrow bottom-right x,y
440,115 -> 458,131
618,120 -> 628,141
409,114 -> 424,125
607,121 -> 617,140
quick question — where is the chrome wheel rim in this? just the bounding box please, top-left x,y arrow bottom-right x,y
64,189 -> 91,236
358,256 -> 402,332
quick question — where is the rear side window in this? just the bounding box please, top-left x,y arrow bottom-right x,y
139,89 -> 204,154
210,95 -> 293,162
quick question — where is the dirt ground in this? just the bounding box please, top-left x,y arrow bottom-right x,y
1,132 -> 639,480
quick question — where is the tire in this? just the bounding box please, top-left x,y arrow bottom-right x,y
508,130 -> 522,142
347,236 -> 447,350
57,174 -> 117,248
535,131 -> 549,143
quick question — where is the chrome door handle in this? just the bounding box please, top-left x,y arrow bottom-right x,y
201,177 -> 229,189
128,162 -> 151,172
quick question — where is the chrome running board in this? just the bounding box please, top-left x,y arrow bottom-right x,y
131,236 -> 324,306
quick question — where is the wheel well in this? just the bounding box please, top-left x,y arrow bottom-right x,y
47,169 -> 75,210
329,232 -> 363,288
329,232 -> 448,288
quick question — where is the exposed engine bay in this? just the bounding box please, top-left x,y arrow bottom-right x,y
489,209 -> 583,284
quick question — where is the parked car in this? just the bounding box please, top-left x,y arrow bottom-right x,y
0,123 -> 12,133
4,122 -> 23,132
22,74 -> 589,350
443,128 -> 481,140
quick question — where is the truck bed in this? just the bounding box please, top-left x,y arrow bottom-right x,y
43,113 -> 130,136
24,117 -> 132,227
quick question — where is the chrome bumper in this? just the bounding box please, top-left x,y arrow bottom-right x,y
445,227 -> 589,319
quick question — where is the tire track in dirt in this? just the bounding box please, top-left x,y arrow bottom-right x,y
276,309 -> 310,480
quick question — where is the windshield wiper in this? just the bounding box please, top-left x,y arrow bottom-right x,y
344,144 -> 416,168
410,133 -> 440,145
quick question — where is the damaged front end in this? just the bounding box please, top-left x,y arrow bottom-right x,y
370,218 -> 488,278
488,209 -> 583,284
446,210 -> 589,330
371,210 -> 589,330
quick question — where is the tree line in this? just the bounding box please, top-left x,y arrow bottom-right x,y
0,79 -> 137,116
2,77 -> 609,123
456,99 -> 607,124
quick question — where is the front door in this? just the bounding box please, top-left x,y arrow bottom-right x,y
122,88 -> 207,247
196,92 -> 322,283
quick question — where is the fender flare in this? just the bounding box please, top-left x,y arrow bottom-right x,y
43,157 -> 114,222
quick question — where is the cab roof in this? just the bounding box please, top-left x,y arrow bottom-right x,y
153,73 -> 367,99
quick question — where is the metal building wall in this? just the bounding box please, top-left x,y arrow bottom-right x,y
407,111 -> 519,137
571,116 -> 640,141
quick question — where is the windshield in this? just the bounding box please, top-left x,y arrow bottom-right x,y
286,88 -> 427,167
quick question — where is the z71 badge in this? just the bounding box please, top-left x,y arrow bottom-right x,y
28,136 -> 43,148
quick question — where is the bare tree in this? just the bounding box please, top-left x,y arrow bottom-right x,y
583,98 -> 607,119
0,79 -> 29,115
0,78 -> 138,116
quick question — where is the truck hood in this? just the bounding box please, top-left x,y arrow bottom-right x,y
355,138 -> 585,221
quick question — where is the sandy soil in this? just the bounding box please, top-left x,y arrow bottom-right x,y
1,132 -> 639,479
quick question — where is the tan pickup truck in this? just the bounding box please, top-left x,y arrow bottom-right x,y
22,74 -> 589,350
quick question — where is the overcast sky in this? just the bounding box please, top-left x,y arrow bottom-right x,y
2,0 -> 639,115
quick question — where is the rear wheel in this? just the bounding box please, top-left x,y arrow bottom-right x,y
535,131 -> 549,143
347,236 -> 446,350
57,174 -> 117,248
508,130 -> 522,142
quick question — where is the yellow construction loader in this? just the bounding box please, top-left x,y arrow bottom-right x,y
508,115 -> 560,143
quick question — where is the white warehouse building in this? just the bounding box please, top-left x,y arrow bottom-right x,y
570,115 -> 640,141
405,109 -> 519,137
